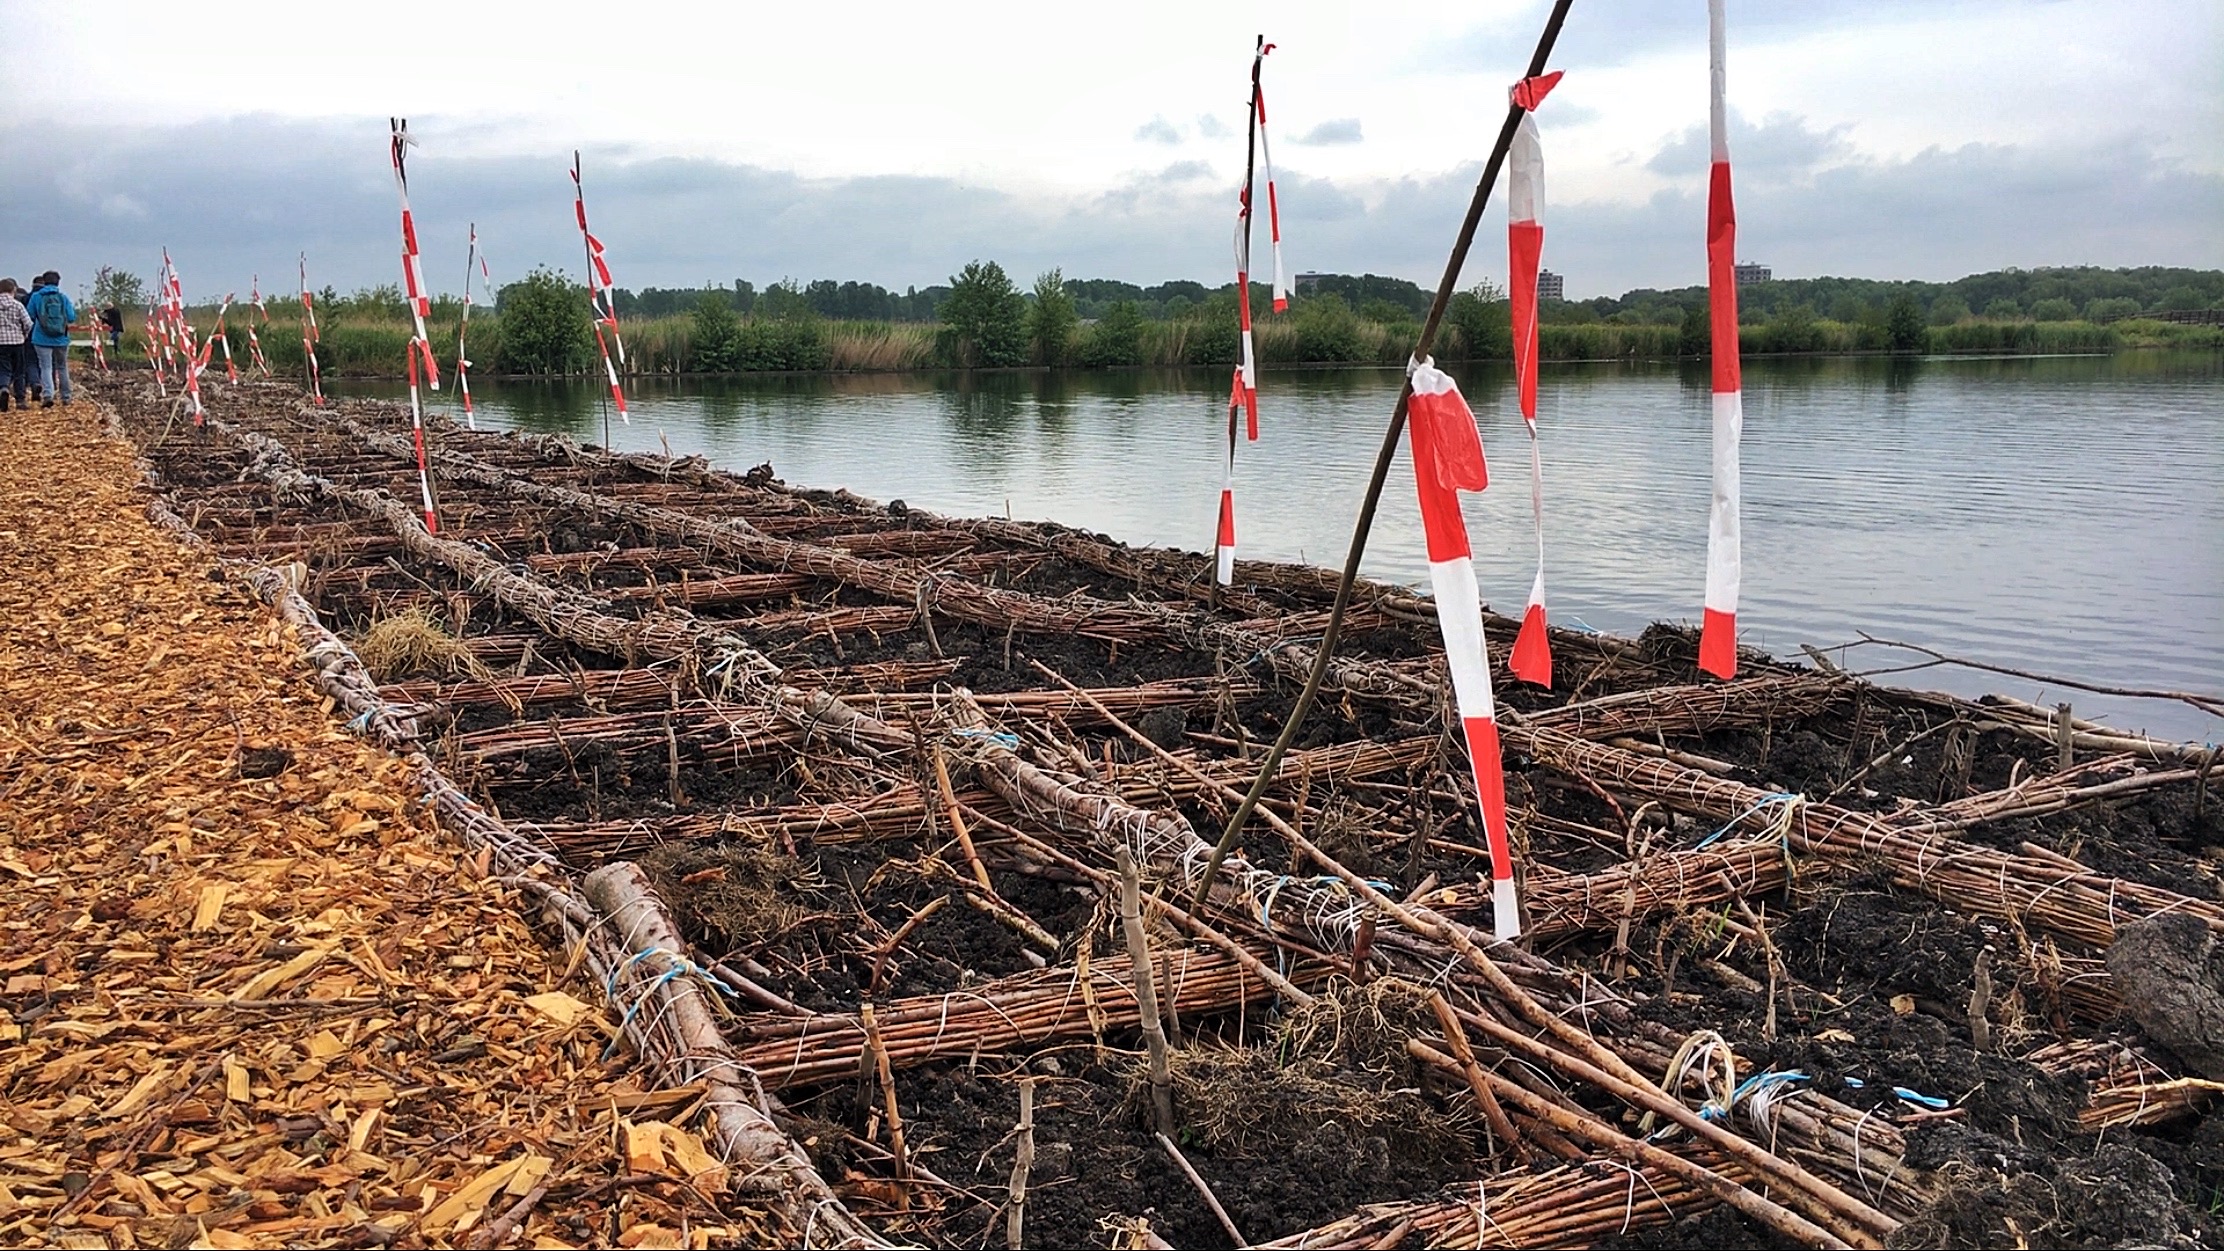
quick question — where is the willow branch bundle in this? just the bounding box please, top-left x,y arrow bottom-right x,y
1526,673 -> 1846,739
728,944 -> 1315,1090
452,702 -> 804,763
2028,1037 -> 2224,1130
210,413 -> 911,758
383,666 -> 680,713
513,785 -> 942,860
584,863 -> 884,1246
1906,753 -> 2200,828
1253,1154 -> 1717,1249
1511,723 -> 2224,950
602,570 -> 816,608
859,678 -> 1255,725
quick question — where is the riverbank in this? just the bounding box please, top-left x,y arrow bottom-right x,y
140,312 -> 2223,381
89,370 -> 2224,1250
0,399 -> 781,1247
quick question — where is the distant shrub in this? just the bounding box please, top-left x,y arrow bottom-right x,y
2030,298 -> 2079,322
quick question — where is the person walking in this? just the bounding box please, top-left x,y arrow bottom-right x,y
10,280 -> 38,402
26,271 -> 75,407
0,279 -> 32,410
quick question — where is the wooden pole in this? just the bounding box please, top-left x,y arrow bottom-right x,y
1118,846 -> 1176,1135
1006,1077 -> 1035,1250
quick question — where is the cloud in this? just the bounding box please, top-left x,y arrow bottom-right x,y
1133,117 -> 1184,146
1196,114 -> 1231,141
1292,118 -> 1364,146
1644,112 -> 1858,184
0,112 -> 2213,302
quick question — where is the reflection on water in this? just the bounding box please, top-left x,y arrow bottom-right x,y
339,353 -> 2224,742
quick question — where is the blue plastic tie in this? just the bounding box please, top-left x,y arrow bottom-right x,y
1894,1086 -> 1950,1110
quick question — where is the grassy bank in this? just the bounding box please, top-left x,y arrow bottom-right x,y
130,311 -> 2219,378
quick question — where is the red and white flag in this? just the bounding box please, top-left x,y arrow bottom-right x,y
299,253 -> 324,407
1215,37 -> 1281,588
246,276 -> 271,377
390,118 -> 441,391
1699,0 -> 1743,680
457,223 -> 490,429
390,119 -> 441,534
214,293 -> 239,383
1507,70 -> 1562,689
1407,360 -> 1520,941
571,152 -> 630,423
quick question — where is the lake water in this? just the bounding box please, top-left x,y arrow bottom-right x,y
339,352 -> 2224,744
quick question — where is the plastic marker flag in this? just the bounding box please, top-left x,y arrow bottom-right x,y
389,120 -> 441,535
246,277 -> 271,377
456,223 -> 490,429
571,152 -> 630,423
214,293 -> 239,383
1507,69 -> 1562,689
1215,36 -> 1280,589
1699,0 -> 1743,680
389,118 -> 441,391
1406,358 -> 1520,940
142,306 -> 164,396
299,254 -> 325,406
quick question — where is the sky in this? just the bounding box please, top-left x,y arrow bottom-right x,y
2,0 -> 2218,303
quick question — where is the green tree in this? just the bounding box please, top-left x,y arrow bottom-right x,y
2084,297 -> 2143,322
1679,304 -> 1711,356
755,279 -> 807,320
2029,298 -> 2078,322
1983,297 -> 2023,320
89,266 -> 144,312
1885,293 -> 1927,351
495,268 -> 592,375
691,291 -> 740,372
939,260 -> 1029,367
1928,295 -> 1971,326
1292,292 -> 1366,362
2155,285 -> 2206,312
1764,303 -> 1822,353
1077,300 -> 1146,367
1030,269 -> 1078,366
1447,282 -> 1512,359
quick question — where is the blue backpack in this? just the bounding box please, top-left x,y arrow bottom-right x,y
34,291 -> 68,339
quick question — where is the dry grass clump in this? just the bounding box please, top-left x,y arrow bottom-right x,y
1139,1047 -> 1470,1167
355,607 -> 478,682
640,841 -> 820,952
1282,975 -> 1438,1081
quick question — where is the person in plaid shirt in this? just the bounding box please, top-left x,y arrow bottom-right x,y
0,279 -> 33,410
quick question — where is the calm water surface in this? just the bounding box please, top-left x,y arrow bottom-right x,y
341,353 -> 2223,742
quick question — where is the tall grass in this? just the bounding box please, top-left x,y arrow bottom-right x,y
116,308 -> 2197,379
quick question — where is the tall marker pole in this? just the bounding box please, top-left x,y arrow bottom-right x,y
390,118 -> 442,534
1215,36 -> 1277,594
1698,0 -> 1743,680
1506,71 -> 1563,689
571,152 -> 629,427
457,223 -> 489,429
299,254 -> 325,406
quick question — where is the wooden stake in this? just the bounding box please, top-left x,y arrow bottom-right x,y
862,999 -> 911,1204
2055,701 -> 2075,771
1157,1131 -> 1245,1248
1118,846 -> 1175,1136
1006,1077 -> 1035,1250
1426,991 -> 1528,1164
931,741 -> 994,891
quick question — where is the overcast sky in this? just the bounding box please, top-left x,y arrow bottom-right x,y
3,0 -> 2217,302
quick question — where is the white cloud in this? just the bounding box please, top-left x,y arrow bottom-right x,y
1292,118 -> 1364,146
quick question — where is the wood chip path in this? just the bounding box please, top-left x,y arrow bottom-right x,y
0,399 -> 777,1248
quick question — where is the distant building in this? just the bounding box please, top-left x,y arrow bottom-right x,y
1294,272 -> 1327,293
1536,269 -> 1565,301
1734,263 -> 1772,286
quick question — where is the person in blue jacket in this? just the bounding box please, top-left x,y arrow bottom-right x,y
26,272 -> 75,407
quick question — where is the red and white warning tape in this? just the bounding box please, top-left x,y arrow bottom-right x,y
1506,70 -> 1562,689
1215,36 -> 1283,588
1407,359 -> 1520,940
1700,0 -> 1743,680
246,276 -> 272,378
571,152 -> 630,423
390,118 -> 441,534
299,253 -> 324,407
214,292 -> 239,384
456,222 -> 490,430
